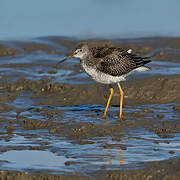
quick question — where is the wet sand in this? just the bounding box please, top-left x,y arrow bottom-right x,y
0,36 -> 180,179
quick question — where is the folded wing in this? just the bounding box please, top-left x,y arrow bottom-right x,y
96,49 -> 151,76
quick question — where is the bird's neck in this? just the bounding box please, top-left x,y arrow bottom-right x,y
81,53 -> 95,67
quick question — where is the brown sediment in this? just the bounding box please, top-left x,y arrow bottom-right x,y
1,37 -> 180,62
97,158 -> 180,180
173,105 -> 180,112
1,75 -> 179,106
0,36 -> 180,179
0,159 -> 179,180
0,44 -> 21,57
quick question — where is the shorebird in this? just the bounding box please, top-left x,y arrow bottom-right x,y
58,45 -> 151,119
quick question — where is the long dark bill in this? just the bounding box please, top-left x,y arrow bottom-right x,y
57,56 -> 72,64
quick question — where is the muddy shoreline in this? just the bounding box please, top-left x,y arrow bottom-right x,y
0,36 -> 180,179
0,158 -> 180,180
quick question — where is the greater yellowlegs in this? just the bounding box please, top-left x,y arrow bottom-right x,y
58,45 -> 151,119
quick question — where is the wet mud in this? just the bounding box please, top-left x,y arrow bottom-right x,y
0,36 -> 180,179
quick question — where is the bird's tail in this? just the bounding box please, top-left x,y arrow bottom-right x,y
134,66 -> 152,72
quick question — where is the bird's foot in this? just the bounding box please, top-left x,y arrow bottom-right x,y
118,117 -> 123,121
103,112 -> 107,118
118,113 -> 123,120
118,114 -> 126,121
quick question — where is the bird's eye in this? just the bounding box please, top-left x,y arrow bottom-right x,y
79,49 -> 82,52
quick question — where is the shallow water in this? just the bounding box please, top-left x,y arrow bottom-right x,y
0,37 -> 180,175
0,150 -> 73,172
0,102 -> 179,173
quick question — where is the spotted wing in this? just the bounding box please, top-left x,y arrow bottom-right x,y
96,50 -> 151,76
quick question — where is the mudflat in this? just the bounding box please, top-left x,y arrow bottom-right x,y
0,36 -> 180,180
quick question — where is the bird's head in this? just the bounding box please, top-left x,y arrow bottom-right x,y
58,45 -> 90,64
72,45 -> 89,59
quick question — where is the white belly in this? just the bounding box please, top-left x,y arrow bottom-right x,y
82,63 -> 126,84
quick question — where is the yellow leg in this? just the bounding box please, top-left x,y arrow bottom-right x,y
103,87 -> 114,117
117,82 -> 124,119
119,149 -> 125,165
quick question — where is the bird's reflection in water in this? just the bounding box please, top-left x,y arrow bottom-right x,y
107,140 -> 125,166
119,148 -> 125,165
103,118 -> 125,165
103,120 -> 125,166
